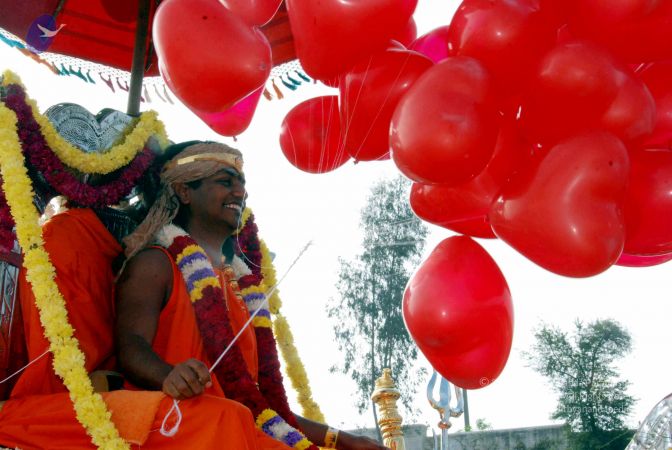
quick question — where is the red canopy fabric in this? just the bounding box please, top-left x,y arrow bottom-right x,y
0,0 -> 296,76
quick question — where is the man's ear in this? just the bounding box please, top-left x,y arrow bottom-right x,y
173,182 -> 191,205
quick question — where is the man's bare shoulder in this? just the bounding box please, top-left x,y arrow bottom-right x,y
118,247 -> 173,286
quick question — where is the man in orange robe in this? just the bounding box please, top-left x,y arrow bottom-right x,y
115,141 -> 385,450
0,207 -> 288,449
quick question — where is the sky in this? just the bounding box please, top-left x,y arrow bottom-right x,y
1,0 -> 672,439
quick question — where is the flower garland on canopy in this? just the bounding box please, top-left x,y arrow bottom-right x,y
234,210 -> 326,423
0,76 -> 168,250
1,70 -> 168,175
155,223 -> 318,450
3,84 -> 156,208
0,103 -> 128,449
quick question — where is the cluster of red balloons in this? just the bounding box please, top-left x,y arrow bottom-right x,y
278,0 -> 427,173
277,0 -> 672,389
401,0 -> 672,278
153,0 -> 281,136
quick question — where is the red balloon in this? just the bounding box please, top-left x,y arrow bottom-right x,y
411,183 -> 496,239
639,62 -> 672,149
279,96 -> 350,173
410,26 -> 452,63
392,18 -> 418,47
520,41 -> 623,145
490,131 -> 629,277
538,0 -> 570,27
339,47 -> 433,161
600,69 -> 655,143
623,149 -> 672,255
403,236 -> 513,390
573,0 -> 661,24
391,57 -> 499,185
447,0 -> 556,96
194,87 -> 264,137
409,122 -> 534,238
219,0 -> 282,26
154,0 -> 271,112
286,0 -> 418,81
562,0 -> 672,63
616,251 -> 672,267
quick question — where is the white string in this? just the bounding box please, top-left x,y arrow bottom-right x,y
0,348 -> 49,384
160,240 -> 312,438
209,240 -> 312,374
159,398 -> 183,437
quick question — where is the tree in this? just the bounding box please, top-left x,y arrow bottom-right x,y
524,319 -> 636,450
327,175 -> 429,433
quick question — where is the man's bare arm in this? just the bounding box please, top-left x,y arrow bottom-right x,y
115,249 -> 212,399
115,248 -> 174,390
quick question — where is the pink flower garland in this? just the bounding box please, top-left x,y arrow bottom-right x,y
3,84 -> 155,208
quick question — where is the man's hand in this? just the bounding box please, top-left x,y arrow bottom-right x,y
338,432 -> 389,450
162,358 -> 212,400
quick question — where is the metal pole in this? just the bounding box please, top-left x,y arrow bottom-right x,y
463,389 -> 470,431
127,0 -> 151,116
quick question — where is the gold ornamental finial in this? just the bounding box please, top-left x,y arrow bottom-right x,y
371,368 -> 405,450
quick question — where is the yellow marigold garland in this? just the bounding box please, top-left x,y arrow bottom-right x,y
273,315 -> 326,423
0,104 -> 128,450
2,70 -> 169,175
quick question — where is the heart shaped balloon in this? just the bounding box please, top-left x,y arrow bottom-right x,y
616,251 -> 672,267
154,0 -> 271,112
403,236 -> 513,390
447,0 -> 556,96
390,57 -> 500,185
410,182 -> 497,239
194,87 -> 264,137
600,68 -> 655,143
279,96 -> 350,173
286,0 -> 418,81
623,149 -> 672,255
490,131 -> 629,277
639,62 -> 672,149
561,0 -> 672,63
339,47 -> 433,161
219,0 -> 282,26
520,41 -> 623,145
410,26 -> 452,63
393,18 -> 418,47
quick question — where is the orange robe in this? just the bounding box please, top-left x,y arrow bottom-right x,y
0,209 -> 289,449
11,208 -> 120,398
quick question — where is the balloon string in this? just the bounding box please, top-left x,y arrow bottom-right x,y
0,348 -> 49,384
351,52 -> 413,157
160,398 -> 182,437
209,240 -> 312,373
